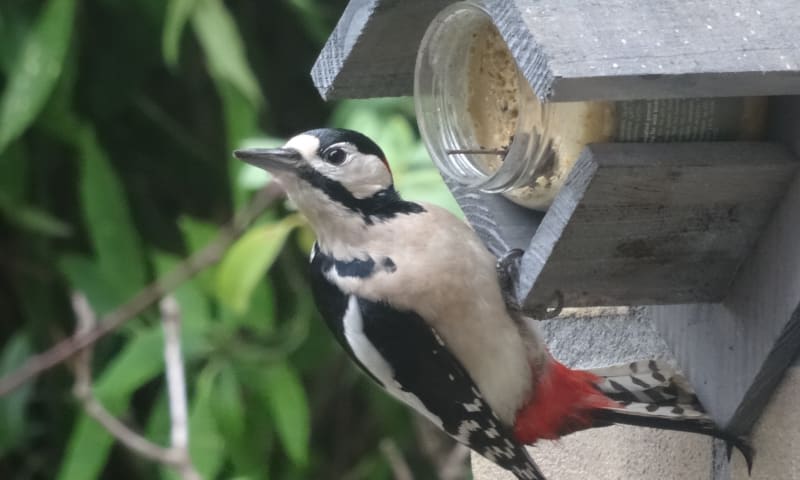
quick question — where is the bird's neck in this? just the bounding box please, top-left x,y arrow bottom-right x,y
296,185 -> 425,260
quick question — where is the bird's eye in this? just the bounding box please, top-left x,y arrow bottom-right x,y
323,148 -> 347,165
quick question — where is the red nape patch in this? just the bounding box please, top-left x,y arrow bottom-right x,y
514,360 -> 618,444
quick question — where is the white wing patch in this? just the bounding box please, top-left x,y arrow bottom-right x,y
341,295 -> 444,429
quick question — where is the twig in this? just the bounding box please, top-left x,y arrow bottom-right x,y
159,296 -> 201,480
0,182 -> 284,398
437,445 -> 470,480
412,414 -> 469,480
71,292 -> 202,479
70,293 -> 182,466
379,438 -> 414,480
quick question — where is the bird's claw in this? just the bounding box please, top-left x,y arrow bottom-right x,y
497,249 -> 564,320
496,249 -> 525,312
526,290 -> 564,320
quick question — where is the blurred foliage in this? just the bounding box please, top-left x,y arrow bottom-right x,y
0,0 -> 462,479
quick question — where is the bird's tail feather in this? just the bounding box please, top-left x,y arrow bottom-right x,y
587,360 -> 753,472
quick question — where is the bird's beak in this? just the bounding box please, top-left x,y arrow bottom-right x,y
233,147 -> 302,172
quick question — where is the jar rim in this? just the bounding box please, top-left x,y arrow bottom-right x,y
414,1 -> 552,193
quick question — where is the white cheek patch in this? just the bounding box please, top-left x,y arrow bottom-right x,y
284,134 -> 320,160
339,155 -> 393,199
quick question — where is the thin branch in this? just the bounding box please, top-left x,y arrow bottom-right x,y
437,445 -> 470,480
70,293 -> 182,466
0,182 -> 283,398
379,438 -> 414,480
159,296 -> 201,480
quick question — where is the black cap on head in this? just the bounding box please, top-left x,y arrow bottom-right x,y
303,128 -> 387,165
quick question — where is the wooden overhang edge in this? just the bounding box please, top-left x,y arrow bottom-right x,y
312,0 -> 800,101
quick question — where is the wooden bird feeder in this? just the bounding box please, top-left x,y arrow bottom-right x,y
312,0 -> 800,476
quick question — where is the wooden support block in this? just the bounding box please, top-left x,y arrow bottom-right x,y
517,142 -> 798,308
313,0 -> 800,101
649,169 -> 800,433
650,97 -> 800,439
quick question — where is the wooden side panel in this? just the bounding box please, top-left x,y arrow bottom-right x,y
650,98 -> 800,438
650,171 -> 800,431
445,178 -> 542,258
519,142 -> 798,308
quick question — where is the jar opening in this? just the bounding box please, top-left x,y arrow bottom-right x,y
415,2 -> 553,197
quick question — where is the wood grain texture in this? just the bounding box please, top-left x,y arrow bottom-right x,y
313,0 -> 800,101
649,172 -> 800,432
311,0 -> 454,100
444,177 -> 542,258
510,0 -> 800,100
649,101 -> 800,439
517,142 -> 799,309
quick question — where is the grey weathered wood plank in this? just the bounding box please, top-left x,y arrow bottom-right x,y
313,0 -> 800,101
508,0 -> 800,100
649,98 -> 800,447
649,169 -> 800,432
517,142 -> 798,309
445,178 -> 542,258
311,0 -> 454,100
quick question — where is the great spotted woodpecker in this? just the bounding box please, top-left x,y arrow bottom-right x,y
234,128 -> 751,480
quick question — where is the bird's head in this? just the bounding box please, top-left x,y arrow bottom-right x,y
234,128 -> 410,246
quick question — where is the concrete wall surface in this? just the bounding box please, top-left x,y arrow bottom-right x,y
472,366 -> 800,480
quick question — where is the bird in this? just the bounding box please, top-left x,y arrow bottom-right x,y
234,128 -> 751,480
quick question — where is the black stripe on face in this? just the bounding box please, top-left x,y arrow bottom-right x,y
296,165 -> 424,223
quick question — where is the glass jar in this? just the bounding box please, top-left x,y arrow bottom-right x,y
414,1 -> 767,210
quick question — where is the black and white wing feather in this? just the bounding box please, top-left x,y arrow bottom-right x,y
309,245 -> 543,480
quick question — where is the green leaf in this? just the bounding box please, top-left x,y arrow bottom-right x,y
256,363 -> 310,467
0,141 -> 28,202
0,333 -> 33,454
218,80 -> 261,208
162,0 -> 200,68
216,215 -> 303,314
145,389 -> 170,447
77,126 -> 147,296
178,216 -> 218,254
285,0 -> 330,44
0,192 -> 73,237
395,169 -> 462,217
191,0 -> 262,106
152,251 -> 212,330
58,255 -> 125,315
211,363 -> 245,439
0,0 -> 77,153
58,406 -> 124,480
220,278 -> 277,335
177,216 -> 220,293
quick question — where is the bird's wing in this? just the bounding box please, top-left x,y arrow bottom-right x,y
309,247 -> 544,480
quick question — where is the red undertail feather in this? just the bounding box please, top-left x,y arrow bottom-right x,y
514,360 -> 616,444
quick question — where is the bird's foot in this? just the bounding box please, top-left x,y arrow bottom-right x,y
497,249 -> 564,320
496,249 -> 524,312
